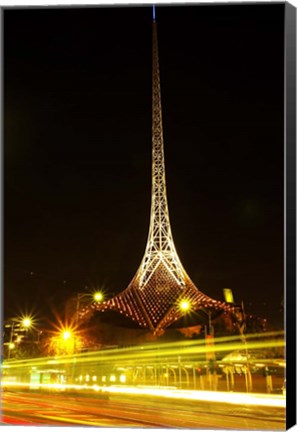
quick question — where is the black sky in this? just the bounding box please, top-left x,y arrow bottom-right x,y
4,4 -> 284,326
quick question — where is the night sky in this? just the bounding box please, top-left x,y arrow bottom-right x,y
4,4 -> 284,326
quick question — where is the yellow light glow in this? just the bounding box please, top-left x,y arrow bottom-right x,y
93,292 -> 103,302
223,288 -> 234,304
17,313 -> 37,330
104,386 -> 285,408
119,374 -> 126,383
62,331 -> 71,340
9,343 -> 15,349
179,300 -> 191,312
22,317 -> 32,328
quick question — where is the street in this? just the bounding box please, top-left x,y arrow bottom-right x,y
2,390 -> 285,429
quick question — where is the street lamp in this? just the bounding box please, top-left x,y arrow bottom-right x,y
6,318 -> 22,359
72,289 -> 104,355
179,299 -> 191,312
21,317 -> 32,330
7,321 -> 16,359
75,290 -> 104,326
62,330 -> 72,341
48,327 -> 76,356
93,291 -> 103,303
5,314 -> 36,359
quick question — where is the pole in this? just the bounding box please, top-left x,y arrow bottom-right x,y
226,369 -> 230,391
239,301 -> 253,392
178,356 -> 182,389
8,321 -> 15,359
76,294 -> 81,330
193,366 -> 196,390
71,293 -> 81,384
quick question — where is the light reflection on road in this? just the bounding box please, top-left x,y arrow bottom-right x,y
2,390 -> 285,429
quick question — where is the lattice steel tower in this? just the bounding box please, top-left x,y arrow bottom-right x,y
82,7 -> 229,335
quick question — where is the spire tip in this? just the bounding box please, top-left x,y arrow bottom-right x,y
153,5 -> 156,22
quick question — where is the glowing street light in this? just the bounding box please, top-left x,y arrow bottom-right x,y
22,317 -> 32,329
93,292 -> 103,303
5,314 -> 36,359
47,326 -> 78,356
179,299 -> 191,312
62,330 -> 72,341
75,290 -> 104,326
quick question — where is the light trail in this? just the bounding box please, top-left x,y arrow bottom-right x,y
1,381 -> 285,408
2,331 -> 285,370
100,386 -> 286,408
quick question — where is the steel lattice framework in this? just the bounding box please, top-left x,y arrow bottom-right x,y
81,15 -> 231,335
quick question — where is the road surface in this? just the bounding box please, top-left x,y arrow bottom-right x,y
2,390 -> 285,429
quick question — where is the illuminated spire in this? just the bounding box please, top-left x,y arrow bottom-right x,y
81,8 -> 231,335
